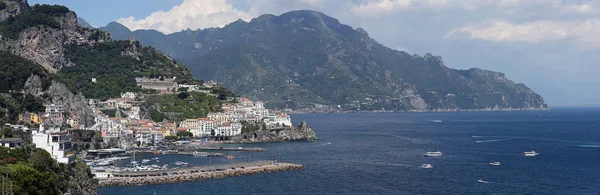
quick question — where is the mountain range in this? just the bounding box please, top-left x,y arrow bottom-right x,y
100,10 -> 547,111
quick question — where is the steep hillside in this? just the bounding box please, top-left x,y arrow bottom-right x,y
0,2 -> 109,72
103,10 -> 547,111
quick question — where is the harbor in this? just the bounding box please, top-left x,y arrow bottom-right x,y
97,161 -> 304,187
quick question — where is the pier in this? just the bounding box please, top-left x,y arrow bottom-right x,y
97,161 -> 304,187
132,150 -> 224,157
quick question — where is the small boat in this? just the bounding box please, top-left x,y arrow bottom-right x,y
489,162 -> 501,166
432,120 -> 443,123
523,150 -> 539,157
153,157 -> 159,160
173,161 -> 188,166
421,164 -> 433,169
477,179 -> 487,183
142,159 -> 151,163
226,155 -> 234,160
424,151 -> 443,157
193,151 -> 208,157
154,151 -> 161,155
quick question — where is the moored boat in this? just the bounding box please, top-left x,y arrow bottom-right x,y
424,151 -> 443,157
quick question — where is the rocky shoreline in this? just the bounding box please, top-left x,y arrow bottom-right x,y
98,162 -> 304,187
225,122 -> 318,143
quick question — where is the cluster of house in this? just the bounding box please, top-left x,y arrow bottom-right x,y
134,77 -> 218,94
18,103 -> 80,128
91,92 -> 174,147
1,84 -> 294,164
178,97 -> 292,137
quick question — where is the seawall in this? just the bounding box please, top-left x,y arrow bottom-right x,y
98,161 -> 304,187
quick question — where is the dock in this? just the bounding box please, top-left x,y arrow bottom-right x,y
97,161 -> 304,187
133,150 -> 223,157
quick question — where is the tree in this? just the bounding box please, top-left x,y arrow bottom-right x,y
29,149 -> 54,172
164,136 -> 178,141
176,131 -> 193,138
177,87 -> 188,92
178,92 -> 188,99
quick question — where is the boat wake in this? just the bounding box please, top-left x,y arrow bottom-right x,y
476,138 -> 513,143
477,179 -> 494,184
578,145 -> 600,148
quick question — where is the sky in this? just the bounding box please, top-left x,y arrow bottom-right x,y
29,0 -> 600,106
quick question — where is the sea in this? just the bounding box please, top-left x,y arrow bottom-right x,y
100,107 -> 600,195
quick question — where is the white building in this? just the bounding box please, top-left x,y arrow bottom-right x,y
215,122 -> 242,136
263,112 -> 292,127
153,134 -> 164,144
0,138 -> 22,149
32,125 -> 73,164
121,92 -> 136,99
135,131 -> 153,145
180,118 -> 215,137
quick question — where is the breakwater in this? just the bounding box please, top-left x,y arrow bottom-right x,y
97,161 -> 304,187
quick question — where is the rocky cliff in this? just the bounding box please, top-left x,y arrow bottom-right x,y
66,161 -> 99,195
0,2 -> 109,72
229,122 -> 318,143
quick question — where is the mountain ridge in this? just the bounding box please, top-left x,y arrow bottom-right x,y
102,10 -> 547,111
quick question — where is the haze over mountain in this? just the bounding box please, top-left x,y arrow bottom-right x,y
102,10 -> 547,111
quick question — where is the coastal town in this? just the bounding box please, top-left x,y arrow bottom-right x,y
3,77 -> 295,166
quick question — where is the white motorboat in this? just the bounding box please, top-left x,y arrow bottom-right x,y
424,151 -> 443,157
173,161 -> 189,166
523,150 -> 539,157
489,162 -> 501,166
421,164 -> 433,169
142,159 -> 152,163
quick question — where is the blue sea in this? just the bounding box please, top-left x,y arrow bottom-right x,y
101,108 -> 600,194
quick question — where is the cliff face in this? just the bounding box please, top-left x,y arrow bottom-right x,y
0,3 -> 109,72
67,161 -> 99,195
46,81 -> 96,126
0,0 -> 28,22
230,122 -> 318,143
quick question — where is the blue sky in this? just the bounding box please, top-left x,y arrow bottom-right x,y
29,0 -> 600,106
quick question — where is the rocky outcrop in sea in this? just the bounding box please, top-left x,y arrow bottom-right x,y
228,122 -> 318,143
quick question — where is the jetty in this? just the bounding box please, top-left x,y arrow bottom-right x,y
132,150 -> 224,157
96,161 -> 304,187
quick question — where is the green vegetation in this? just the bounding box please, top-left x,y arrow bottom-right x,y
0,4 -> 70,39
0,52 -> 51,92
58,40 -> 195,100
145,91 -> 222,122
0,148 -> 96,195
0,1 -> 7,10
176,131 -> 193,138
241,121 -> 261,133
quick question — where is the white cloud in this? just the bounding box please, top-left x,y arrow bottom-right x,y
116,0 -> 252,34
446,19 -> 600,48
350,0 -> 597,16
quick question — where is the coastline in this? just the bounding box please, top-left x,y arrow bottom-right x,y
287,107 -> 551,114
98,161 -> 304,187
